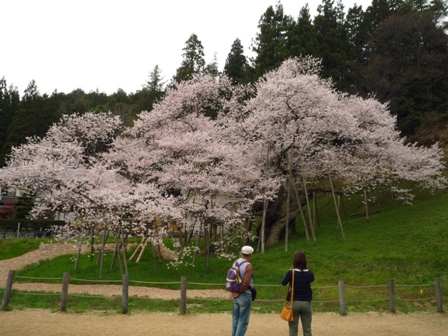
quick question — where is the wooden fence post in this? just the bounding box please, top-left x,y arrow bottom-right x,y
434,278 -> 443,313
60,272 -> 70,312
180,276 -> 187,315
388,280 -> 395,313
338,280 -> 346,316
122,274 -> 129,314
1,270 -> 16,309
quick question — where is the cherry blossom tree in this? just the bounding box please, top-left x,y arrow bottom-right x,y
0,112 -> 179,273
107,75 -> 277,265
225,57 -> 445,247
1,57 -> 445,268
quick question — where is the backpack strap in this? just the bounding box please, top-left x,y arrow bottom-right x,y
235,260 -> 248,267
235,260 -> 249,282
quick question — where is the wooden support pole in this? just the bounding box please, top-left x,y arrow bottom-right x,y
435,278 -> 443,313
122,274 -> 129,314
260,199 -> 268,253
302,176 -> 316,245
285,176 -> 290,253
293,183 -> 310,241
1,270 -> 15,309
285,152 -> 292,253
338,280 -> 346,316
75,232 -> 82,271
180,276 -> 187,315
364,190 -> 370,221
136,238 -> 149,263
388,280 -> 395,313
60,272 -> 70,312
329,176 -> 346,240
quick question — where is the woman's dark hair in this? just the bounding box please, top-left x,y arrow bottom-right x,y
293,251 -> 307,270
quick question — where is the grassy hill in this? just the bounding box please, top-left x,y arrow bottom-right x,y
3,185 -> 447,313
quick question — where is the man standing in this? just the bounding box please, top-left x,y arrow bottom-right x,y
231,245 -> 254,336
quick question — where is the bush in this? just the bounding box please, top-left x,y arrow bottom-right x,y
0,219 -> 66,230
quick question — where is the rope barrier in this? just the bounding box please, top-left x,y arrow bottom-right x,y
15,276 -> 61,281
345,298 -> 389,303
10,291 -> 60,296
70,278 -> 122,283
65,293 -> 111,299
187,282 -> 225,286
8,275 -> 442,290
129,280 -> 181,285
345,285 -> 387,289
395,283 -> 433,287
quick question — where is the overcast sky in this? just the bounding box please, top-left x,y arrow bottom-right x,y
2,0 -> 372,96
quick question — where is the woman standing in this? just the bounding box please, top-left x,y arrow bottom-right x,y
281,251 -> 314,336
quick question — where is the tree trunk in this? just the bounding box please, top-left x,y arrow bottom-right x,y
265,207 -> 301,247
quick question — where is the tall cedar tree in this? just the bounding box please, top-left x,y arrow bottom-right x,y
136,65 -> 166,114
364,9 -> 448,134
4,80 -> 43,148
313,0 -> 351,91
224,38 -> 249,85
344,4 -> 369,94
286,5 -> 319,58
252,3 -> 292,79
173,33 -> 206,84
0,78 -> 20,167
363,0 -> 400,53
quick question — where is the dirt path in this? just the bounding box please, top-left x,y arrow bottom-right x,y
1,243 -> 447,335
1,310 -> 447,336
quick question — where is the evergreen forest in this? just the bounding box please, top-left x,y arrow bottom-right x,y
1,0 -> 448,167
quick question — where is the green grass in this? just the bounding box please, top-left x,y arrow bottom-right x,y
0,239 -> 49,260
1,186 -> 447,314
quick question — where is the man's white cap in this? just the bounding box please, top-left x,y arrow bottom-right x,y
241,246 -> 254,255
